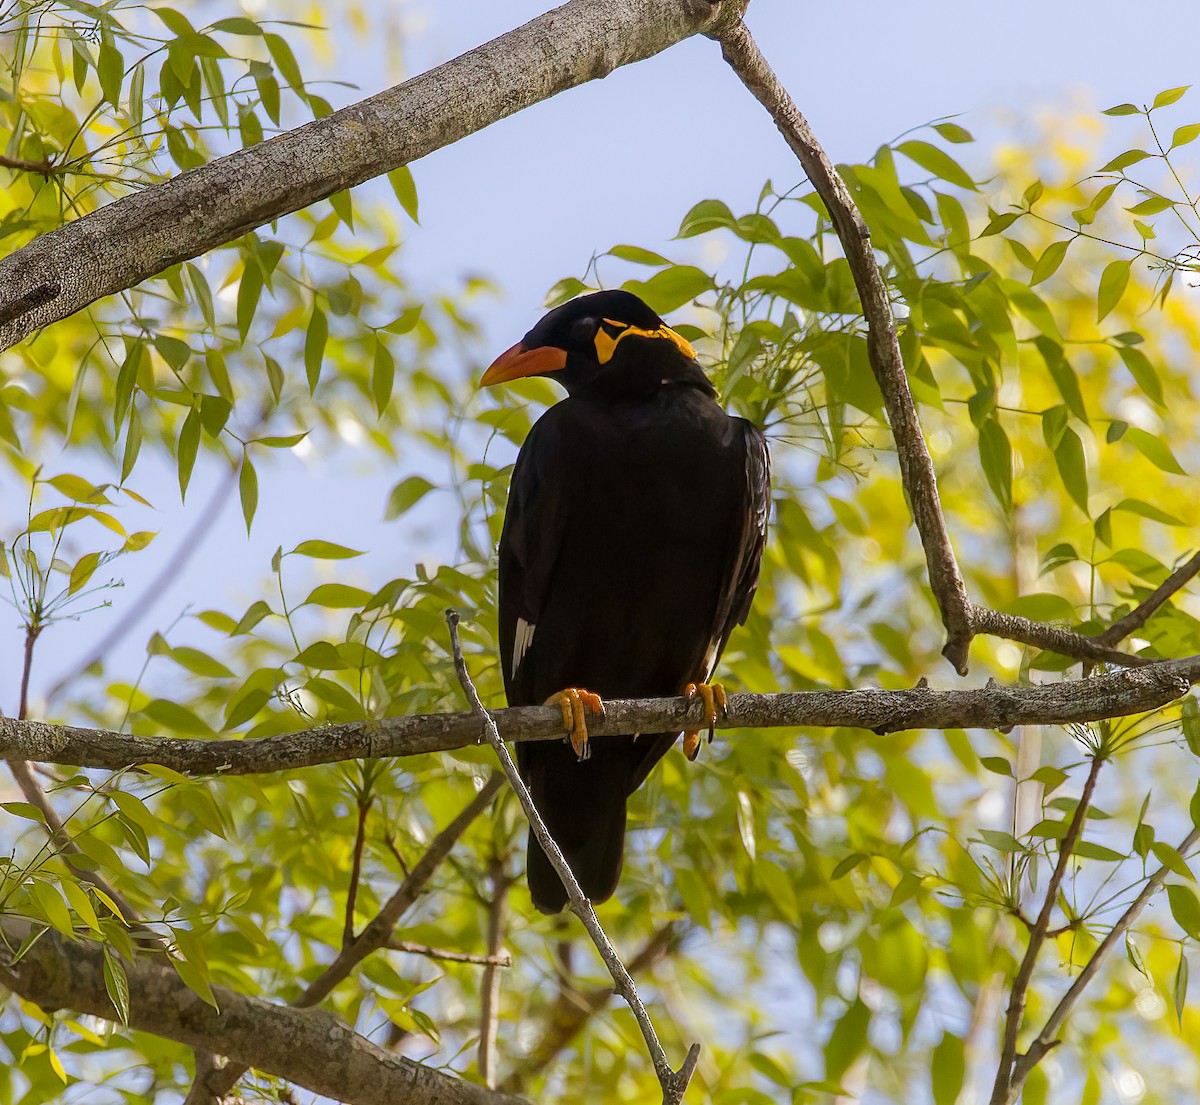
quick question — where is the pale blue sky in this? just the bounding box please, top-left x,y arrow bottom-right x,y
6,0 -> 1200,713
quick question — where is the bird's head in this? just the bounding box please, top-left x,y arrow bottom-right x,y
480,290 -> 703,398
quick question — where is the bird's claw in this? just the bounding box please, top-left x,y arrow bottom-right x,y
682,681 -> 727,761
545,688 -> 605,761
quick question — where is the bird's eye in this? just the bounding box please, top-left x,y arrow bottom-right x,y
568,317 -> 600,348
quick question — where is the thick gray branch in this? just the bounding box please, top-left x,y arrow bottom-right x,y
0,920 -> 524,1105
1,659 -> 1196,776
717,21 -> 973,671
0,0 -> 741,351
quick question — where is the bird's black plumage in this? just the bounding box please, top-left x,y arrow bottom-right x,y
483,290 -> 770,913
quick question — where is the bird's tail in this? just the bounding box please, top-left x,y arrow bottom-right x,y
523,743 -> 630,914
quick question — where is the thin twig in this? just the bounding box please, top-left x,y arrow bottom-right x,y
344,796 -> 373,948
970,605 -> 1151,668
386,941 -> 512,968
501,922 -> 679,1094
445,610 -> 701,1105
1006,824 -> 1200,1101
185,772 -> 504,1103
44,458 -> 241,707
1093,548 -> 1200,647
717,19 -> 973,671
479,856 -> 511,1088
990,753 -> 1105,1105
8,624 -> 159,946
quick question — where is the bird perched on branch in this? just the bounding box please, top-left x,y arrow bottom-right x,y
481,289 -> 770,914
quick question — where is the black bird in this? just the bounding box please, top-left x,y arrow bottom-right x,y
482,290 -> 770,914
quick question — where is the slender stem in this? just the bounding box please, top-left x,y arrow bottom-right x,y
1008,824 -> 1200,1099
386,941 -> 511,968
343,796 -> 372,948
990,754 -> 1105,1105
478,857 -> 510,1088
717,19 -> 973,672
1094,548 -> 1200,647
187,772 -> 504,1102
446,610 -> 701,1104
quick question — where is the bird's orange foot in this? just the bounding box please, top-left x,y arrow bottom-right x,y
681,682 -> 727,761
545,688 -> 605,761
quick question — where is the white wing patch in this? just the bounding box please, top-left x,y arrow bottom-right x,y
700,640 -> 719,682
512,617 -> 536,674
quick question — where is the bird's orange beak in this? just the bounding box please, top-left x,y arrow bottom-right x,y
480,342 -> 567,386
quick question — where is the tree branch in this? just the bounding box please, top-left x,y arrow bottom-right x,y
189,772 -> 505,1102
1006,824 -> 1200,1102
716,18 -> 973,671
990,752 -> 1104,1105
2,658 -> 1197,776
1092,548 -> 1200,647
969,604 -> 1151,668
500,922 -> 680,1094
479,857 -> 511,1089
0,919 -> 525,1105
0,0 -> 743,352
446,611 -> 701,1105
387,941 -> 512,968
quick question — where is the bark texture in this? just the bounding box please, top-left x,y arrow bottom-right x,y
0,920 -> 525,1105
0,658 -> 1194,776
0,0 -> 741,352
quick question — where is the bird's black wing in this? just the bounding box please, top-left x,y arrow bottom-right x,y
625,418 -> 770,795
496,412 -> 568,708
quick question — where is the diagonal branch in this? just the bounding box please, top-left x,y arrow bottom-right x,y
446,611 -> 701,1105
1092,548 -> 1200,647
990,752 -> 1105,1105
0,918 -> 524,1105
500,922 -> 680,1094
1006,823 -> 1200,1102
2,657 -> 1198,776
716,18 -> 973,672
0,0 -> 743,352
187,772 -> 505,1102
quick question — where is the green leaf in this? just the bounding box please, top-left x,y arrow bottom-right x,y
824,998 -> 870,1082
1030,239 -> 1070,285
239,455 -> 258,532
1098,149 -> 1151,173
1127,194 -> 1175,216
1102,103 -> 1142,116
121,406 -> 143,482
98,43 -> 124,106
1175,946 -> 1189,1026
1073,841 -> 1125,862
931,1033 -> 965,1105
1169,883 -> 1200,939
304,307 -> 327,393
1116,346 -> 1163,406
1171,123 -> 1200,149
169,647 -> 235,679
1153,85 -> 1190,109
385,475 -> 435,519
103,947 -> 130,1024
980,756 -> 1013,777
31,881 -> 74,935
388,166 -> 419,222
177,407 -> 201,500
933,122 -> 973,144
372,339 -> 394,415
1124,426 -> 1186,474
1054,427 -> 1089,513
236,262 -> 263,340
608,244 -> 671,266
290,540 -> 364,559
303,583 -> 373,609
622,266 -> 714,315
978,418 -> 1012,511
896,140 -> 976,190
1153,842 -> 1194,880
1097,259 -> 1131,321
1113,498 -> 1182,526
676,198 -> 736,237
